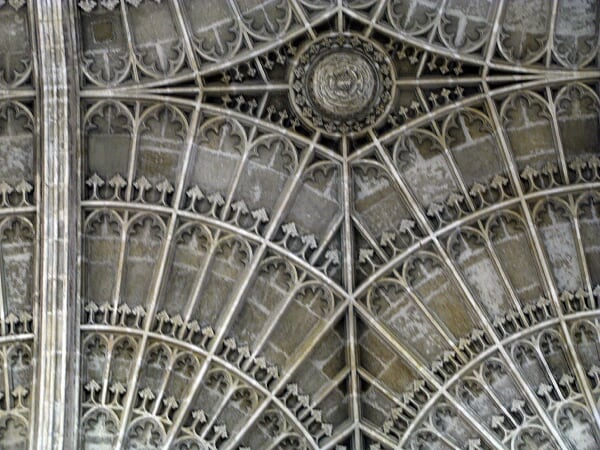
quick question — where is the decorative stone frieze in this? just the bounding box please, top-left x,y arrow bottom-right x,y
1,1 -> 600,449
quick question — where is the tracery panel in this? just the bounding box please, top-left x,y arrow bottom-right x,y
0,2 -> 36,448
71,2 -> 600,449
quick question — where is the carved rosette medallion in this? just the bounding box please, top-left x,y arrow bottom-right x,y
290,34 -> 395,136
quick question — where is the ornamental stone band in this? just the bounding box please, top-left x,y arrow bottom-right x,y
0,1 -> 599,449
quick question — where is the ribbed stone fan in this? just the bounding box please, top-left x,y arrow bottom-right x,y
1,0 -> 600,449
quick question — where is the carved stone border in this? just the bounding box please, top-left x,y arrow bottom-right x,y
33,1 -> 78,448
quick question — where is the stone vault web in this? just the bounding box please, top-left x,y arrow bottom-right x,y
1,0 -> 600,448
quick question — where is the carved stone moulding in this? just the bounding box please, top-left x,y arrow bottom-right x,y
289,33 -> 395,137
8,0 -> 600,448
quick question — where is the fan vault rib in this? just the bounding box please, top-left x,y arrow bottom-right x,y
1,1 -> 599,449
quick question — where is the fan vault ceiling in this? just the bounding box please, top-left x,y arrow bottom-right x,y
1,0 -> 600,448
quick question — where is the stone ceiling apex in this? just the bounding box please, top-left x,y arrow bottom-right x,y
0,1 -> 599,449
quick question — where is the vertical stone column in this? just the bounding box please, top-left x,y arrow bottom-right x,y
32,1 -> 77,448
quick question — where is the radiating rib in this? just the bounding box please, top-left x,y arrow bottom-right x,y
571,211 -> 596,299
320,420 -> 356,450
116,0 -> 140,84
545,0 -> 559,67
195,5 -> 336,78
355,182 -> 600,298
162,133 -> 320,446
169,0 -> 202,86
357,310 -> 505,450
482,0 -> 506,70
352,215 -> 462,355
221,299 -> 349,450
113,105 -> 202,448
342,134 -> 363,450
363,0 -> 388,38
484,88 -> 600,440
413,85 -> 477,212
369,125 -> 571,447
350,75 -> 600,162
289,0 -> 318,40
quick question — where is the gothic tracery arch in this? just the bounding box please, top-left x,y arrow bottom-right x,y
1,0 -> 600,448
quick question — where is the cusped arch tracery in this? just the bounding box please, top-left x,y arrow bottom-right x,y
0,0 -> 594,448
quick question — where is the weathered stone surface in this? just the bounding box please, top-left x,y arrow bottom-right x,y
0,1 -> 599,449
